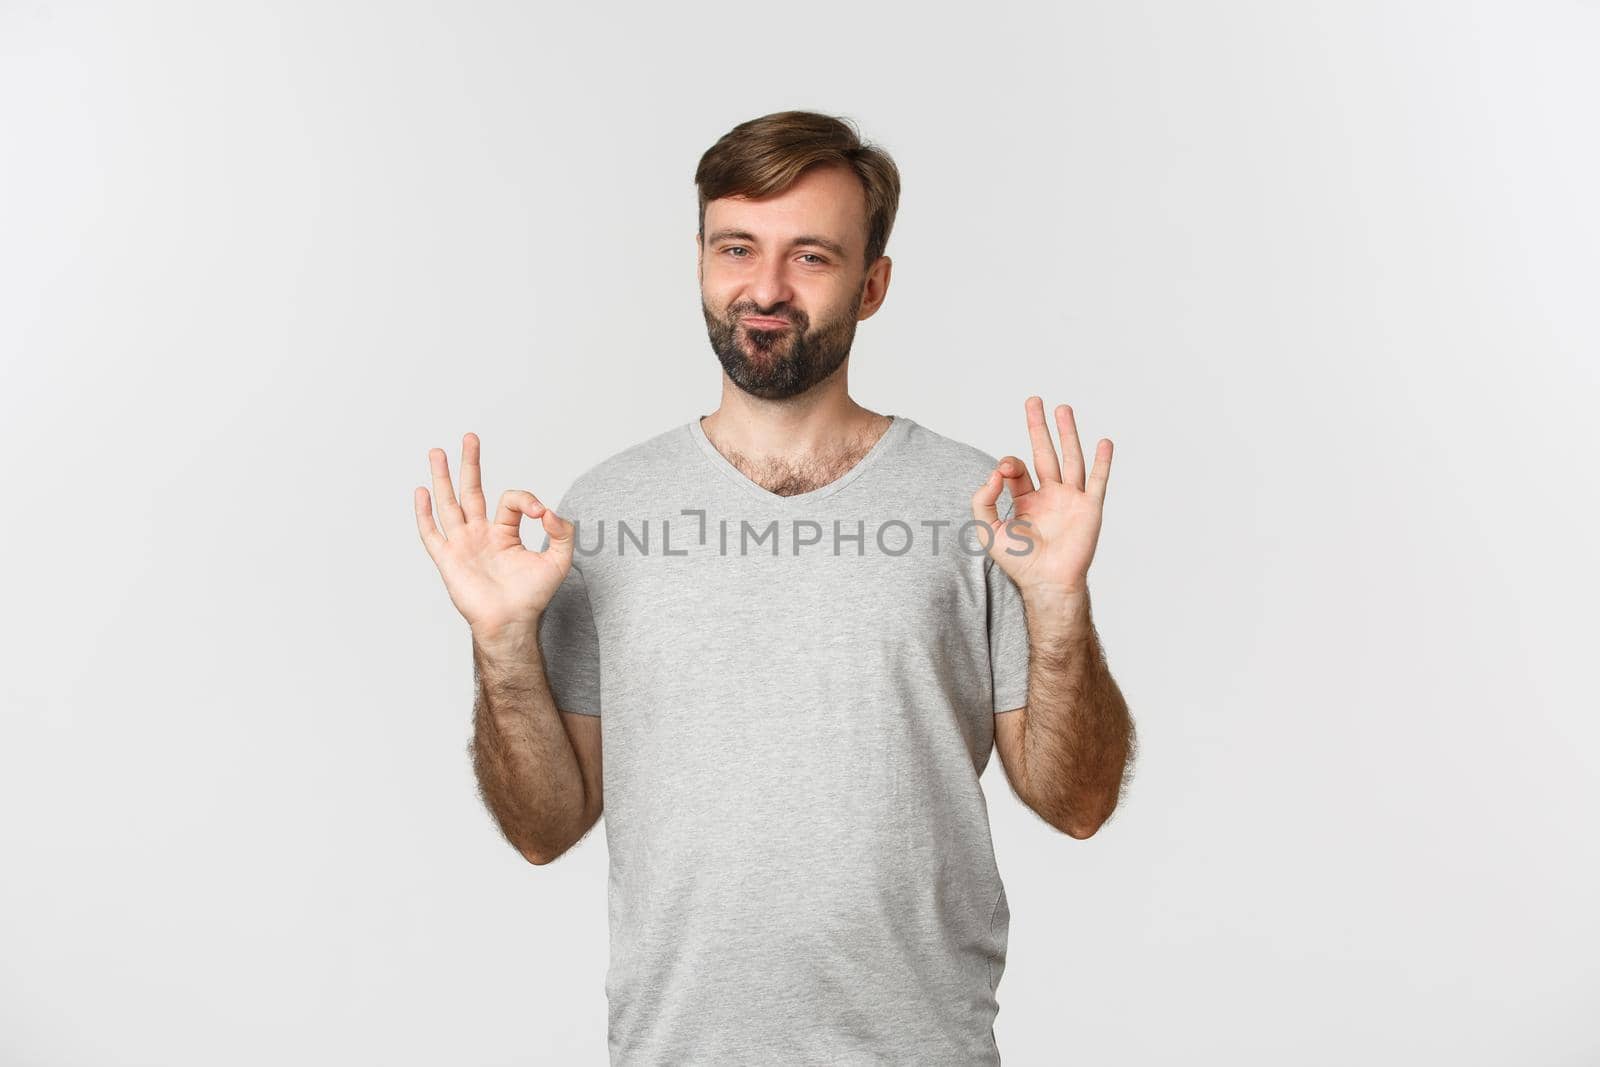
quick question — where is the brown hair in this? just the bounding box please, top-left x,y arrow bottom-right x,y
694,110 -> 901,271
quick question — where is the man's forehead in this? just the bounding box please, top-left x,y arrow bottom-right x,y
703,167 -> 865,251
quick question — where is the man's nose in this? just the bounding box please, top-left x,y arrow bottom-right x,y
746,256 -> 796,310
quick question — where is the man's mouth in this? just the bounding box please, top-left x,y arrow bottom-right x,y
742,316 -> 792,329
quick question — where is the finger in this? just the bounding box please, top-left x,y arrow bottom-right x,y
495,489 -> 543,536
1086,438 -> 1113,504
1055,404 -> 1086,490
459,432 -> 488,522
428,447 -> 466,532
996,455 -> 1035,505
414,486 -> 446,558
1026,395 -> 1063,484
971,466 -> 1004,527
495,488 -> 577,553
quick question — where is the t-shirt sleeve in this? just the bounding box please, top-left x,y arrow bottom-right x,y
536,487 -> 602,717
987,498 -> 1032,714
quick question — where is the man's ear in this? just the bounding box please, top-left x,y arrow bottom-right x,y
858,255 -> 892,320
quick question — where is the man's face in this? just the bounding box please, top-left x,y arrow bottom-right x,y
697,164 -> 887,400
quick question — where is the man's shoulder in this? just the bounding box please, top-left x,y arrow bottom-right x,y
889,414 -> 1020,521
559,419 -> 694,510
894,414 -> 1008,484
901,415 -> 1004,464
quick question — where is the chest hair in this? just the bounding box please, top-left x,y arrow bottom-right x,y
723,416 -> 892,497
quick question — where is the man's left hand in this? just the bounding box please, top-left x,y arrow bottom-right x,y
972,396 -> 1113,602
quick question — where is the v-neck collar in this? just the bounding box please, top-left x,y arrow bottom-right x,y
687,413 -> 911,507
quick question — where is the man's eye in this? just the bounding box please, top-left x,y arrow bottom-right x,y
720,247 -> 826,265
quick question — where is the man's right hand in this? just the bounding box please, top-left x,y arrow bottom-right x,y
414,431 -> 575,645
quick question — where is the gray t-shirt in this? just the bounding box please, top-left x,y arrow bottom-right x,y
537,413 -> 1031,1064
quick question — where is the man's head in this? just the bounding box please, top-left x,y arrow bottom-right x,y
694,111 -> 900,401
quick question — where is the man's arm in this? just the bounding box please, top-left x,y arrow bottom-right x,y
976,396 -> 1134,840
994,587 -> 1136,839
468,622 -> 603,865
413,429 -> 602,867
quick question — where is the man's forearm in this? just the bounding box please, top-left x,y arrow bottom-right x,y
468,622 -> 589,864
1014,587 -> 1136,838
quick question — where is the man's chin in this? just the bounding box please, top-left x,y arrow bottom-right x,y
738,337 -> 797,367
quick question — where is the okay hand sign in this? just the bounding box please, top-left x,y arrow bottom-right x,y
414,432 -> 575,640
972,397 -> 1113,601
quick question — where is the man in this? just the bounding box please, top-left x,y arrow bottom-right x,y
414,110 -> 1136,1064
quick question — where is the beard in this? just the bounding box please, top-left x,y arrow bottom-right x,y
701,289 -> 863,400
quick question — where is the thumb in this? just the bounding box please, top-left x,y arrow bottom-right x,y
971,465 -> 1004,529
533,503 -> 575,557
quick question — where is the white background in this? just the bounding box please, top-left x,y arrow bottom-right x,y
2,2 -> 1596,1064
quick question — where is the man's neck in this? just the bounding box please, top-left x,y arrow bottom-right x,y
701,383 -> 887,464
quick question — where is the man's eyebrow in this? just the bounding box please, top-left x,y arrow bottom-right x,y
705,229 -> 848,258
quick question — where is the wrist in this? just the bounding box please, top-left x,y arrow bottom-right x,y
1021,583 -> 1091,637
1021,581 -> 1089,613
471,616 -> 543,657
